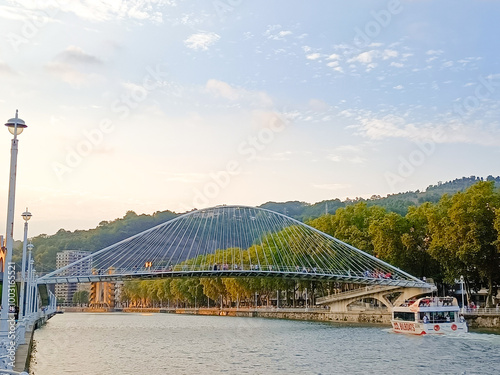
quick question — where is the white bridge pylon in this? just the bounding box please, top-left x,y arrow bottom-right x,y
38,205 -> 430,288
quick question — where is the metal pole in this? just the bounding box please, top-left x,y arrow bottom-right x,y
460,275 -> 465,313
27,260 -> 34,318
18,218 -> 29,320
0,111 -> 21,367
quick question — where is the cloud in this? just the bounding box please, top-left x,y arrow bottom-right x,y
426,49 -> 444,55
350,51 -> 375,64
306,53 -> 321,60
264,25 -> 293,40
206,79 -> 240,101
184,32 -> 220,51
327,54 -> 340,60
381,49 -> 398,60
327,144 -> 366,164
353,113 -> 500,146
45,46 -> 103,86
393,85 -> 404,90
54,46 -> 103,65
4,0 -> 171,22
277,30 -> 292,38
390,62 -> 404,68
0,61 -> 15,76
205,79 -> 273,107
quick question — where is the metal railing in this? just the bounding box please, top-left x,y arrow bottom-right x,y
464,307 -> 500,316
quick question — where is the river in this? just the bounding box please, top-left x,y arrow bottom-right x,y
30,313 -> 499,375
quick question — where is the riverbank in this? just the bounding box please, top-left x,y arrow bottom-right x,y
60,306 -> 500,332
14,313 -> 53,373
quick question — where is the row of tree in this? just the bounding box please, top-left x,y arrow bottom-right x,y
120,277 -> 331,309
308,180 -> 500,306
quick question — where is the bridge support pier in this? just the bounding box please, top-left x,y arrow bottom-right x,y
318,285 -> 436,313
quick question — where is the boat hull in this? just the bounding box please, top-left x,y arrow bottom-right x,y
391,320 -> 468,335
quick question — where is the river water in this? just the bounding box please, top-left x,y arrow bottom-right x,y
30,313 -> 499,375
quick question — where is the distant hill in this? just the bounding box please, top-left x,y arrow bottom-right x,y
259,175 -> 500,220
16,175 -> 500,272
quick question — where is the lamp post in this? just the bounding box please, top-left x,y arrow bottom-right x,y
26,259 -> 34,319
26,244 -> 34,319
0,111 -> 28,365
18,209 -> 32,320
460,275 -> 465,313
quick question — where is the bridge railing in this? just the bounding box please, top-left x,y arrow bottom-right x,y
316,285 -> 399,304
88,264 -> 408,281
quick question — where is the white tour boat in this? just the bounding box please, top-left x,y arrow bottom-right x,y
391,296 -> 468,335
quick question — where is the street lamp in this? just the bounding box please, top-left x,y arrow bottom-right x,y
19,209 -> 32,320
1,111 -> 28,367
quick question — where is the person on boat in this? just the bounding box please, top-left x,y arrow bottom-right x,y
423,314 -> 429,323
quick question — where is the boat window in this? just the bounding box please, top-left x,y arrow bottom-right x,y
394,311 -> 415,321
429,312 -> 453,323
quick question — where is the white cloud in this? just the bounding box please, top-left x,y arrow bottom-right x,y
426,49 -> 444,55
278,30 -> 292,37
205,79 -> 273,107
306,53 -> 321,60
206,79 -> 240,101
327,54 -> 340,60
327,61 -> 339,68
264,25 -> 293,40
393,85 -> 404,90
184,32 -> 220,51
4,0 -> 171,22
350,51 -> 375,64
353,113 -> 500,146
45,46 -> 104,86
390,62 -> 404,68
54,46 -> 103,65
327,144 -> 366,164
381,49 -> 398,60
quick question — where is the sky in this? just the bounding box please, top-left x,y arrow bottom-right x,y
0,0 -> 499,239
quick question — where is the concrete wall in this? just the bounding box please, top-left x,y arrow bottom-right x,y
465,314 -> 500,329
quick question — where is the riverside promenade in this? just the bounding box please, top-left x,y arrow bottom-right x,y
8,313 -> 54,374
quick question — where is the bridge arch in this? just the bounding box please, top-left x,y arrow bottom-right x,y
38,205 -> 429,289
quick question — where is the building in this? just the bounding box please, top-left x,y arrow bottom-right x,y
54,250 -> 91,305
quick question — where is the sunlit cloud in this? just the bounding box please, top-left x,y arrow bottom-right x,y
184,32 -> 220,51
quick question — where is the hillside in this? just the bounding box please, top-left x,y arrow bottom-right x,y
260,175 -> 500,220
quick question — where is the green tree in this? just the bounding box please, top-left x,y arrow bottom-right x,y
72,290 -> 89,306
428,181 -> 500,306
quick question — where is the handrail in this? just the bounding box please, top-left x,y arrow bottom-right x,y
464,307 -> 500,316
316,285 -> 399,304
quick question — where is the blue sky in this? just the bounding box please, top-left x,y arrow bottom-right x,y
0,0 -> 499,238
